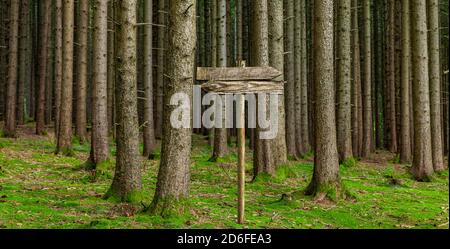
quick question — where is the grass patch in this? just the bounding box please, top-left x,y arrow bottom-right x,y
0,130 -> 448,229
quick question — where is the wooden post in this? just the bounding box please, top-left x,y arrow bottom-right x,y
237,61 -> 246,224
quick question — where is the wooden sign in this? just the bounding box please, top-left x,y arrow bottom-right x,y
196,64 -> 285,225
197,66 -> 282,81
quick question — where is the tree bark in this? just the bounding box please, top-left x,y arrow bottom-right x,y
400,0 -> 412,163
427,0 -> 444,172
105,0 -> 142,202
294,0 -> 304,156
150,0 -> 196,216
54,0 -> 63,138
57,0 -> 75,155
269,0 -> 287,166
143,0 -> 156,158
351,0 -> 363,158
155,0 -> 165,139
3,0 -> 20,137
411,0 -> 434,181
17,0 -> 31,126
75,0 -> 88,143
252,0 -> 277,177
107,1 -> 115,135
88,0 -> 110,168
386,0 -> 398,153
306,0 -> 342,198
337,0 -> 353,162
361,0 -> 373,158
300,0 -> 310,154
36,0 -> 51,135
284,0 -> 296,158
212,0 -> 228,160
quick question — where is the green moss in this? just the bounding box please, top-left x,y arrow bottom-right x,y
341,157 -> 358,168
0,134 -> 448,229
147,196 -> 190,218
103,187 -> 144,204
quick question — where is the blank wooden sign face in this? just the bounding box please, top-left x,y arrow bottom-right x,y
196,67 -> 285,94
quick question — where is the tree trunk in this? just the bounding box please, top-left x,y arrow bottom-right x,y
268,0 -> 287,166
294,0 -> 304,157
361,0 -> 373,158
54,0 -> 63,138
45,1 -> 54,126
386,0 -> 397,153
75,0 -> 88,143
155,0 -> 165,139
57,0 -> 75,155
252,0 -> 277,177
300,0 -> 310,154
107,1 -> 115,135
400,0 -> 412,163
150,0 -> 196,216
337,0 -> 353,162
3,0 -> 20,137
351,0 -> 363,158
143,0 -> 156,158
212,0 -> 228,160
284,0 -> 296,158
411,0 -> 434,181
427,0 -> 444,172
17,0 -> 31,126
36,0 -> 51,135
306,0 -> 342,198
88,0 -> 109,169
105,0 -> 142,202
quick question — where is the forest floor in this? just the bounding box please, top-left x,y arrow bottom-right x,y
0,125 -> 448,229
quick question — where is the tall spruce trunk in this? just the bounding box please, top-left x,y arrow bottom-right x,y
75,0 -> 88,143
427,0 -> 444,172
269,0 -> 287,166
143,0 -> 156,158
57,0 -> 75,155
212,0 -> 228,160
284,0 -> 297,157
294,0 -> 304,156
16,1 -> 31,125
337,0 -> 353,162
3,0 -> 20,137
88,0 -> 109,168
400,0 -> 412,163
150,0 -> 196,216
155,0 -> 165,139
107,1 -> 115,134
300,0 -> 310,154
386,0 -> 398,153
351,0 -> 363,158
105,0 -> 142,202
17,0 -> 31,126
410,0 -> 434,181
36,0 -> 51,135
54,0 -> 63,137
253,0 -> 277,177
306,0 -> 342,198
361,0 -> 373,158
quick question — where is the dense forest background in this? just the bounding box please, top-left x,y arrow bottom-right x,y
0,0 -> 448,228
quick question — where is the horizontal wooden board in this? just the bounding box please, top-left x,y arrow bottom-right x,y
196,67 -> 282,81
201,80 -> 284,94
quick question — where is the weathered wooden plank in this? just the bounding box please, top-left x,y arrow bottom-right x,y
201,80 -> 284,94
196,67 -> 282,81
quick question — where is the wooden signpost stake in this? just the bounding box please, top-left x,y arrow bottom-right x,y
196,62 -> 284,224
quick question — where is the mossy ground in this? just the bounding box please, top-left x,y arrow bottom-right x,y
0,126 -> 448,229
